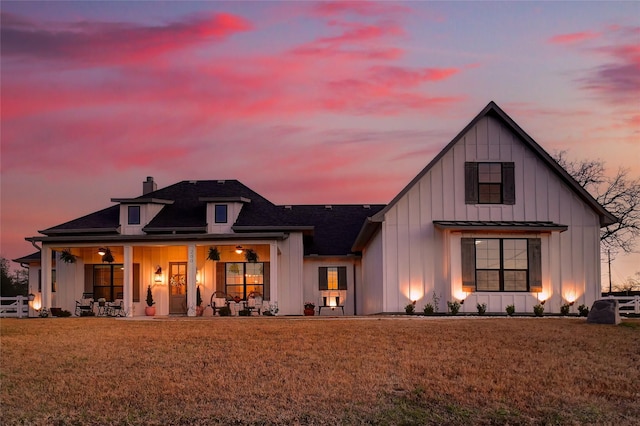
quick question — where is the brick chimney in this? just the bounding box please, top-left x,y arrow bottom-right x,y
143,176 -> 157,195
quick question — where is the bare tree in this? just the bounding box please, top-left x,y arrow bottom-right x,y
554,151 -> 640,257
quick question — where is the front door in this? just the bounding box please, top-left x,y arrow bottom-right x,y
169,262 -> 187,314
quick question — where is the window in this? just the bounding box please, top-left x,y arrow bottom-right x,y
465,162 -> 515,205
93,264 -> 123,301
225,262 -> 264,300
215,205 -> 228,223
319,266 -> 347,290
461,238 -> 541,293
478,163 -> 502,203
128,206 -> 141,225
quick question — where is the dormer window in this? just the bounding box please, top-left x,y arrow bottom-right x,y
128,206 -> 141,225
215,205 -> 228,223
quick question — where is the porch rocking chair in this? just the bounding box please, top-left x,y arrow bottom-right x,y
210,291 -> 229,316
75,293 -> 94,316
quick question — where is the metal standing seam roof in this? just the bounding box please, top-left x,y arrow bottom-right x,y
432,221 -> 568,232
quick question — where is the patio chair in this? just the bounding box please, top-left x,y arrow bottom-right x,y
75,293 -> 94,316
210,291 -> 229,316
106,298 -> 125,317
247,292 -> 263,315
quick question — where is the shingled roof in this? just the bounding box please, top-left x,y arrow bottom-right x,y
36,180 -> 384,256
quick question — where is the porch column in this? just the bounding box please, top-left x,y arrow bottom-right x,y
123,245 -> 133,317
270,242 -> 278,304
40,245 -> 52,313
187,244 -> 197,316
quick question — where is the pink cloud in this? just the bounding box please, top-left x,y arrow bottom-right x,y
548,31 -> 601,44
312,1 -> 410,18
0,12 -> 252,67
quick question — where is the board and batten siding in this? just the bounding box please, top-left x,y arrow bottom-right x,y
380,115 -> 602,314
359,227 -> 384,315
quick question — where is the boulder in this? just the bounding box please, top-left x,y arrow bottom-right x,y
586,299 -> 620,325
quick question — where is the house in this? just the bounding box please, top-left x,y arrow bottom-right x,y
15,102 -> 615,316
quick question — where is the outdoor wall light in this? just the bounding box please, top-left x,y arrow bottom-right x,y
98,247 -> 107,256
235,245 -> 243,254
27,293 -> 35,302
154,266 -> 163,283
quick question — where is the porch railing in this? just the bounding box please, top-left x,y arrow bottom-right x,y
0,296 -> 29,318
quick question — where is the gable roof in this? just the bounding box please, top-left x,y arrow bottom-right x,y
375,101 -> 616,225
34,180 -> 384,256
352,101 -> 617,251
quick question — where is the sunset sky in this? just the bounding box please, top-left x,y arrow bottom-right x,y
1,1 -> 639,285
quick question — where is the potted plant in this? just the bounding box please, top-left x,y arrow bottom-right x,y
303,301 -> 315,316
101,247 -> 114,263
245,249 -> 259,263
60,249 -> 77,264
506,304 -> 515,316
207,247 -> 220,261
145,285 -> 156,316
477,302 -> 487,315
196,286 -> 204,316
447,300 -> 461,315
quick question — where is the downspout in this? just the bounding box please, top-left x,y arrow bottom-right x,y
27,237 -> 42,252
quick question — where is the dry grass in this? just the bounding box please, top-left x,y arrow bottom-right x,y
1,316 -> 639,425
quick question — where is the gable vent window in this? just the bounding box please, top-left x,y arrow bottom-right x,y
465,162 -> 515,205
215,205 -> 228,224
128,206 -> 141,225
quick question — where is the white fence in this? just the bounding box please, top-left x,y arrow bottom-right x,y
0,296 -> 30,318
605,295 -> 640,315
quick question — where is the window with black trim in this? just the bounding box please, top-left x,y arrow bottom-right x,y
215,205 -> 228,223
319,266 -> 347,290
465,162 -> 515,205
128,205 -> 141,225
225,262 -> 264,300
93,264 -> 123,301
461,238 -> 541,293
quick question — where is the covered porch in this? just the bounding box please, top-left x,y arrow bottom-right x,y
33,236 -> 284,317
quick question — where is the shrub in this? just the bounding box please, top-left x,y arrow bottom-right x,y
506,304 -> 515,316
146,285 -> 155,307
423,303 -> 435,315
578,304 -> 589,317
238,309 -> 251,316
79,311 -> 95,317
218,306 -> 231,316
57,310 -> 72,317
477,303 -> 487,315
447,301 -> 461,315
405,301 -> 416,315
560,303 -> 571,316
533,304 -> 544,317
